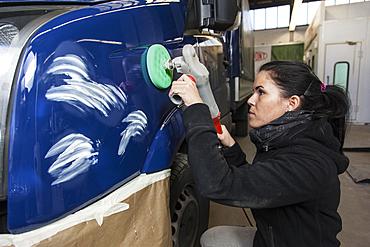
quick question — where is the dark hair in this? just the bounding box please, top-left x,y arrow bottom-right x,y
259,61 -> 350,149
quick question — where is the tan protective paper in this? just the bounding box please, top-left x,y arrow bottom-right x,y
33,178 -> 172,247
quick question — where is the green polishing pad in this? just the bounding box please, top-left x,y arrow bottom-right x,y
145,44 -> 173,89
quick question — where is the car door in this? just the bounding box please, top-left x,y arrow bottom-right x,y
5,0 -> 187,233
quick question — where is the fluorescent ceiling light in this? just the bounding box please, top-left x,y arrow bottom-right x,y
289,0 -> 303,31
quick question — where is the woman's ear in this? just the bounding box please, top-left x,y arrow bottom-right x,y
287,95 -> 301,111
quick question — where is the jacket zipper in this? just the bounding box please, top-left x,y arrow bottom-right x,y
268,226 -> 275,247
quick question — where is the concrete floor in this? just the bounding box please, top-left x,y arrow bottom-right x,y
207,124 -> 370,246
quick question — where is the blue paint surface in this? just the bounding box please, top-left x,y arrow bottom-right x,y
0,0 -> 110,3
142,107 -> 185,173
7,0 -> 188,233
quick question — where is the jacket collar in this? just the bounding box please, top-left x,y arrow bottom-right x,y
249,110 -> 313,152
249,111 -> 349,174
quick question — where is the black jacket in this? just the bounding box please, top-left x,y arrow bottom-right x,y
183,104 -> 349,247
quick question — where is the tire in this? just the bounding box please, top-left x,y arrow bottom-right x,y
170,153 -> 209,247
0,200 -> 7,233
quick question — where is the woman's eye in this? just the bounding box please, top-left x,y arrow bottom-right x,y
258,89 -> 264,95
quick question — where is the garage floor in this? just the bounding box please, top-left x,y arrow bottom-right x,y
207,124 -> 370,247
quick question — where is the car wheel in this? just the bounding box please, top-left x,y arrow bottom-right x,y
170,153 -> 209,247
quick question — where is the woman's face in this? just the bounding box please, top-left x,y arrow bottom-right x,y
247,71 -> 289,128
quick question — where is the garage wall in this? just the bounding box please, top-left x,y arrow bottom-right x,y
254,26 -> 307,75
320,2 -> 370,123
254,26 -> 307,46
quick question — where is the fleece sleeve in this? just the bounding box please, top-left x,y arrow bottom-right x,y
222,142 -> 247,168
183,103 -> 334,208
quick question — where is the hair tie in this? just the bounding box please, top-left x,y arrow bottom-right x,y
320,82 -> 327,92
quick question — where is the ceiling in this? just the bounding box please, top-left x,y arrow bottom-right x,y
248,0 -> 321,10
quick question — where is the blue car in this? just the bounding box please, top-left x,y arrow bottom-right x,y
0,0 -> 247,246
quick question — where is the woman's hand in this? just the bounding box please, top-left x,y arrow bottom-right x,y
169,74 -> 203,106
217,125 -> 236,147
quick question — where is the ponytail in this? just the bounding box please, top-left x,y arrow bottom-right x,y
301,85 -> 349,150
301,85 -> 349,119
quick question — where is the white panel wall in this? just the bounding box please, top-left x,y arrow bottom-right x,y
254,26 -> 307,46
254,45 -> 272,74
325,2 -> 370,20
322,2 -> 370,123
317,17 -> 367,84
357,18 -> 370,123
323,18 -> 368,43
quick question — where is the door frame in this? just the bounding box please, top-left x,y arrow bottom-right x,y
323,41 -> 362,121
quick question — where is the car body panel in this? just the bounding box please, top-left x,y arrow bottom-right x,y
0,0 -> 103,3
142,107 -> 184,173
7,0 -> 187,233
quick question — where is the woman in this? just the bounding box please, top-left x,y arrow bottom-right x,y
169,61 -> 349,247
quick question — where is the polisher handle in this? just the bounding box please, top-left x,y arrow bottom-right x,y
185,74 -> 223,134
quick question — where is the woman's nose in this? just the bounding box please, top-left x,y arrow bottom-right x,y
247,94 -> 255,106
